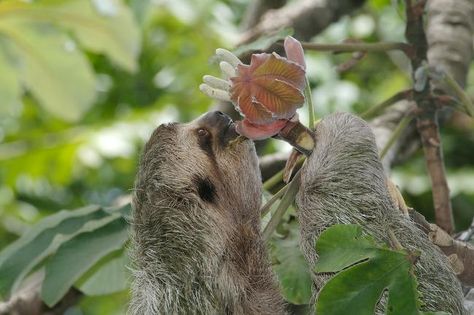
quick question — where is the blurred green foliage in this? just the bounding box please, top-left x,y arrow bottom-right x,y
0,0 -> 473,313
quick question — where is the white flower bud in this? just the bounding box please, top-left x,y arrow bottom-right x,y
215,48 -> 242,68
219,61 -> 236,79
203,75 -> 231,91
199,84 -> 231,102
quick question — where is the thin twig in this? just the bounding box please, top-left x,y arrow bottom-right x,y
380,114 -> 413,159
301,41 -> 413,57
361,89 -> 413,119
336,51 -> 366,73
283,149 -> 302,183
263,170 -> 301,242
427,67 -> 474,117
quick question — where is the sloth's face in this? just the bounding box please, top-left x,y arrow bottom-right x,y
139,111 -> 262,212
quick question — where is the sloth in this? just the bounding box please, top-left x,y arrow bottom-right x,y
130,110 -> 465,314
129,111 -> 286,314
296,112 -> 466,314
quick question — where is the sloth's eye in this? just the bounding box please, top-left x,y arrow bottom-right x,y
197,128 -> 210,137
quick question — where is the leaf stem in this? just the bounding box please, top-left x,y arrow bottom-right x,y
305,78 -> 316,130
263,156 -> 305,190
263,170 -> 301,242
380,115 -> 413,159
277,121 -> 315,156
361,89 -> 412,120
260,185 -> 288,217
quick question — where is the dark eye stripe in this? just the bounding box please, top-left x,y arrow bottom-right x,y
192,175 -> 217,203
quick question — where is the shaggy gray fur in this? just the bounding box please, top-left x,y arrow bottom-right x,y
296,112 -> 466,314
129,115 -> 286,315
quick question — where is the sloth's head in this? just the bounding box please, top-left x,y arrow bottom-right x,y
132,111 -> 262,271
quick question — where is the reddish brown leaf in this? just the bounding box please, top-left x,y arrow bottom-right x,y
235,118 -> 288,140
284,36 -> 306,70
230,52 -> 306,124
236,91 -> 274,124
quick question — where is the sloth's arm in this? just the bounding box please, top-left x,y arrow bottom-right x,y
295,112 -> 466,314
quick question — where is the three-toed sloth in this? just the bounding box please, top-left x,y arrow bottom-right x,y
129,111 -> 465,314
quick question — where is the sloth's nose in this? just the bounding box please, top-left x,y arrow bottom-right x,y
199,111 -> 232,128
213,111 -> 232,122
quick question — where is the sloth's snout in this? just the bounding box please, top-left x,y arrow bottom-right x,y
198,111 -> 240,146
199,111 -> 233,129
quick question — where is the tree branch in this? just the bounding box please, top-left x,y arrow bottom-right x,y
0,271 -> 82,315
238,0 -> 366,44
370,0 -> 473,172
301,41 -> 413,56
240,0 -> 287,30
409,210 -> 474,287
426,0 -> 474,89
404,0 -> 455,233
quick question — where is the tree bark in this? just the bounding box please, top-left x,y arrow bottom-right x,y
240,0 -> 287,30
239,0 -> 366,44
372,0 -> 474,170
426,0 -> 474,89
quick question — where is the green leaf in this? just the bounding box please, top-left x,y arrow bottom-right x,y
1,142 -> 80,186
0,43 -> 21,115
314,224 -> 422,315
0,205 -> 118,298
0,19 -> 96,121
76,250 -> 129,296
271,219 -> 312,305
315,224 -> 380,273
232,28 -> 294,57
0,0 -> 141,121
36,0 -> 141,72
41,217 -> 128,306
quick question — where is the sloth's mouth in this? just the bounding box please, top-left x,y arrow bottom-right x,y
220,120 -> 240,146
196,111 -> 246,147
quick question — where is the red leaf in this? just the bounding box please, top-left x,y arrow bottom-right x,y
235,118 -> 288,140
284,36 -> 306,70
230,52 -> 306,124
